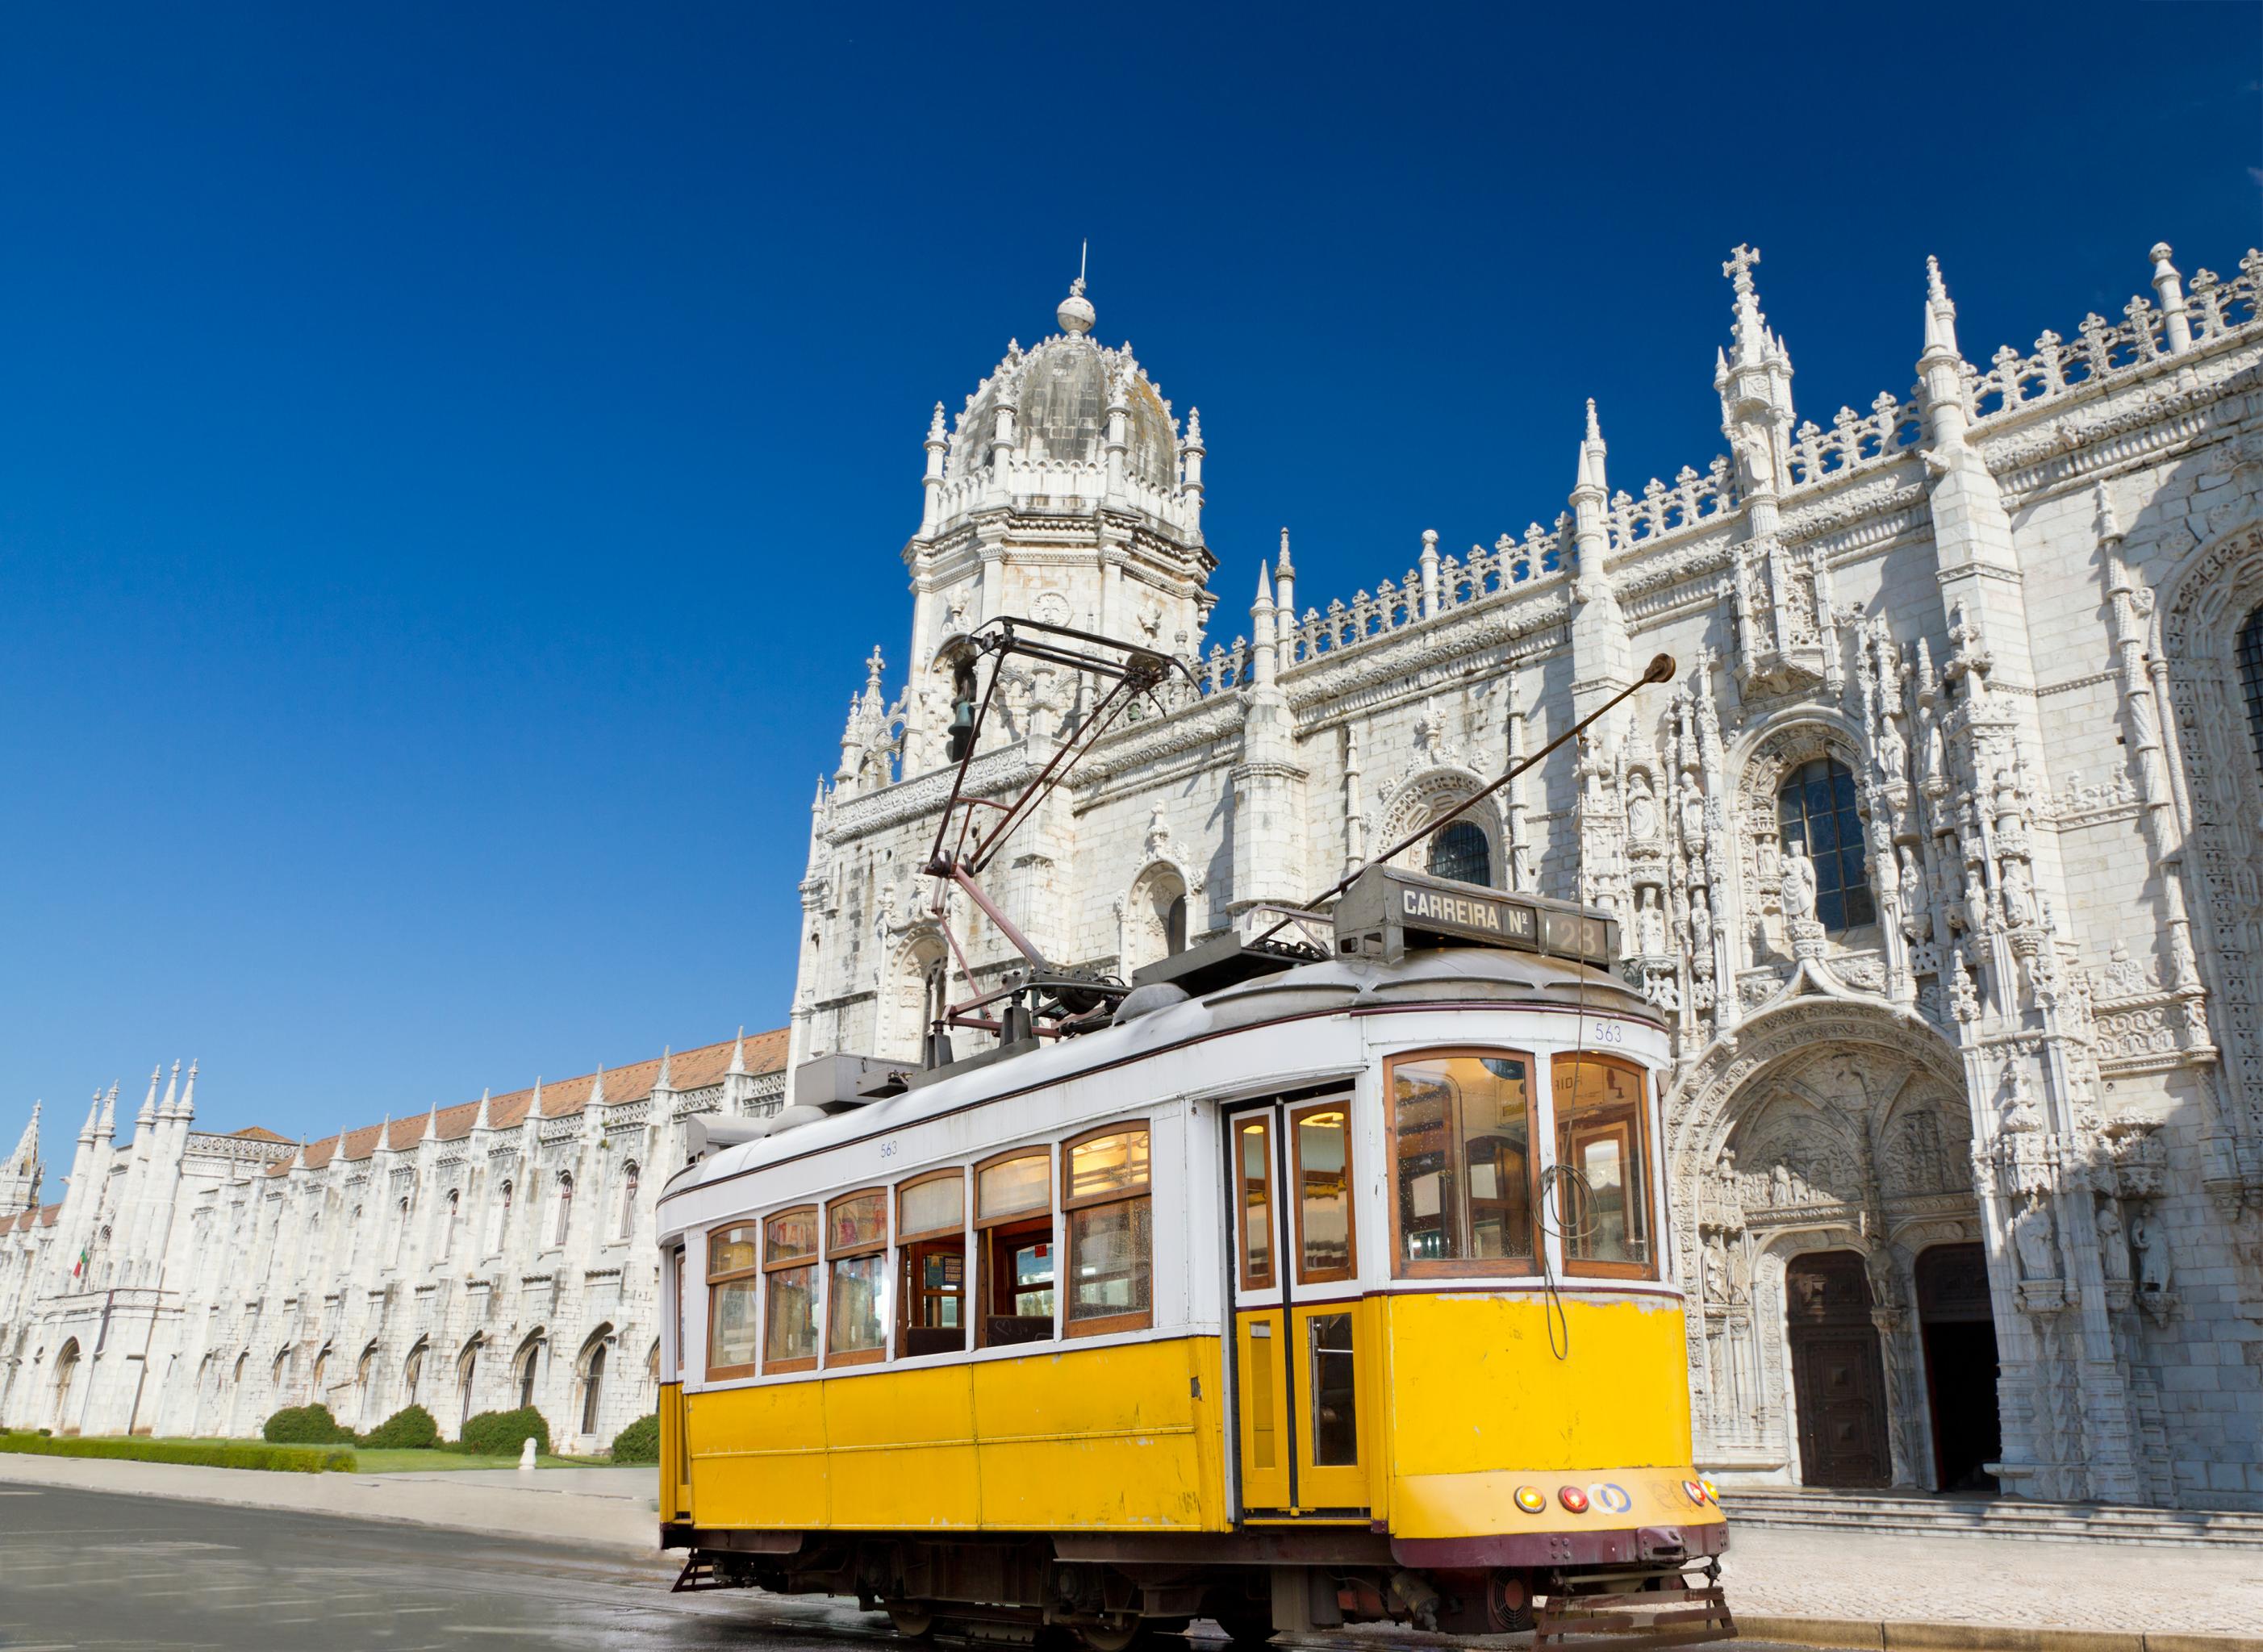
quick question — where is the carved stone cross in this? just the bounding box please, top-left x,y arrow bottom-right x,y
1723,244 -> 1761,294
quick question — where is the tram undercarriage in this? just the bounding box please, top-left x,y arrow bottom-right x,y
666,1528 -> 1735,1649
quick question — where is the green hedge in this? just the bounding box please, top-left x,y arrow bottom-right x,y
359,1404 -> 438,1450
263,1404 -> 353,1445
0,1433 -> 354,1474
458,1406 -> 549,1458
609,1413 -> 660,1465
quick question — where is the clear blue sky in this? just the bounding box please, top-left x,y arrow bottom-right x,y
0,3 -> 2255,1145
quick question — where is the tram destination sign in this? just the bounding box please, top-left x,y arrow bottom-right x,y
1332,863 -> 1618,968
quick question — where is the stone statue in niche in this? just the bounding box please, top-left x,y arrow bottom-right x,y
1865,1245 -> 1904,1313
1781,840 -> 1818,921
2013,1193 -> 2060,1282
1703,1233 -> 1731,1303
1998,1063 -> 2043,1133
1636,887 -> 1667,956
1690,897 -> 1713,958
1875,713 -> 1908,787
2000,857 -> 2035,929
2094,1199 -> 2131,1283
1627,781 -> 1660,844
2131,1209 -> 2173,1298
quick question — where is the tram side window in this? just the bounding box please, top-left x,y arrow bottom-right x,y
706,1224 -> 760,1380
1064,1124 -> 1153,1335
763,1205 -> 820,1373
1237,1116 -> 1273,1290
1388,1049 -> 1539,1277
897,1172 -> 967,1358
975,1149 -> 1054,1348
1553,1054 -> 1655,1278
1292,1103 -> 1356,1284
826,1191 -> 888,1366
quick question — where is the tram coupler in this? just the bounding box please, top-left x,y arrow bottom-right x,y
1532,1562 -> 1735,1650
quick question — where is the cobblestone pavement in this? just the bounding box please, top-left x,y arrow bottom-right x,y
1718,1521 -> 2263,1634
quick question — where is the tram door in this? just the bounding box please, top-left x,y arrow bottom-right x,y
1225,1095 -> 1368,1518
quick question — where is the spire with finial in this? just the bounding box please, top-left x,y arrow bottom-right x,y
77,1090 -> 102,1147
474,1087 -> 493,1131
142,1064 -> 168,1131
7,1102 -> 38,1172
97,1083 -> 117,1144
177,1060 -> 197,1124
423,1097 -> 440,1142
729,1027 -> 747,1077
589,1063 -> 606,1108
530,1074 -> 545,1117
1057,241 -> 1095,336
1921,254 -> 1962,364
1274,528 -> 1296,621
657,1046 -> 674,1090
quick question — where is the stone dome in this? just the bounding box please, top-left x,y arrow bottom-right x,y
946,328 -> 1181,493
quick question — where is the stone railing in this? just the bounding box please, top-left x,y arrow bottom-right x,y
1968,248 -> 2261,428
1784,393 -> 1929,487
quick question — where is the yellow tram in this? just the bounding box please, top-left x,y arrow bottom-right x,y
655,863 -> 1732,1648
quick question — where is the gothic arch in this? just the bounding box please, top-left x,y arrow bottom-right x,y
1373,765 -> 1507,889
2157,514 -> 2263,1147
881,928 -> 951,1062
1120,859 -> 1192,974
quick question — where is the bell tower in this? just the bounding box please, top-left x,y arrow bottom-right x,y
892,277 -> 1216,777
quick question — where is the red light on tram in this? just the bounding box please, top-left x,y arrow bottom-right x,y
1558,1485 -> 1589,1514
1682,1479 -> 1709,1506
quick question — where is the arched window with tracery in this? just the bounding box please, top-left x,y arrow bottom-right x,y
1427,819 -> 1493,887
440,1189 -> 459,1261
617,1164 -> 640,1242
2238,603 -> 2263,774
1777,756 -> 1875,931
551,1173 -> 574,1247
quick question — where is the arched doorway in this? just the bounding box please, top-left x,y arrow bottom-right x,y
52,1340 -> 79,1435
1916,1243 -> 2000,1491
1786,1250 -> 1890,1487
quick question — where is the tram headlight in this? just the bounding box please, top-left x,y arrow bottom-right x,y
1557,1485 -> 1589,1514
1700,1477 -> 1720,1504
1681,1479 -> 1709,1506
1514,1486 -> 1547,1515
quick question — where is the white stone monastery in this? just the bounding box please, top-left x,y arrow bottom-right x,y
0,1033 -> 787,1450
5,238 -> 2263,1508
785,243 -> 2263,1509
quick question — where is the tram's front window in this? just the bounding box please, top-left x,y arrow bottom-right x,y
1553,1055 -> 1655,1277
1388,1050 -> 1539,1274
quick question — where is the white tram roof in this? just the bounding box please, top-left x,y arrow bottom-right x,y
664,945 -> 1657,1201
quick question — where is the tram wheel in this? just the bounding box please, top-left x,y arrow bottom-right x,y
887,1604 -> 937,1641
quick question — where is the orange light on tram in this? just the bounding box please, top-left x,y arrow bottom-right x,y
1514,1486 -> 1547,1514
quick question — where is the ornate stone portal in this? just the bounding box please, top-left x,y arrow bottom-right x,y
1676,1008 -> 1981,1488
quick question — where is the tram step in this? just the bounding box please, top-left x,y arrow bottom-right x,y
1534,1579 -> 1735,1650
1718,1489 -> 2263,1548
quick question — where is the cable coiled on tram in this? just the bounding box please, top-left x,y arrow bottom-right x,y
1535,1162 -> 1598,1362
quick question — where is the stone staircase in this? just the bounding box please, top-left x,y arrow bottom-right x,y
1718,1486 -> 2263,1548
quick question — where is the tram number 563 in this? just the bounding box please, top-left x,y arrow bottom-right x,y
1590,1020 -> 1626,1046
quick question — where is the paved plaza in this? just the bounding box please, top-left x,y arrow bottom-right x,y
2,1461 -> 2260,1648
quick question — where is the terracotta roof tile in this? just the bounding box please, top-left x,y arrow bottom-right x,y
263,1028 -> 787,1177
229,1126 -> 290,1143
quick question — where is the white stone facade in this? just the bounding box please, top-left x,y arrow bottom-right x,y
0,1033 -> 787,1448
792,246 -> 2263,1508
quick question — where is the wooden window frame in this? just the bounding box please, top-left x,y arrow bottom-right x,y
1549,1052 -> 1660,1281
761,1204 -> 820,1375
896,1170 -> 969,1360
824,1188 -> 890,1367
973,1146 -> 1054,1230
704,1220 -> 762,1381
974,1145 -> 1056,1350
1384,1046 -> 1543,1281
1288,1099 -> 1358,1286
1061,1123 -> 1154,1338
1234,1114 -> 1276,1291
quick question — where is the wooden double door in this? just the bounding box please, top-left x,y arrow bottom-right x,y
1786,1250 -> 1891,1488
